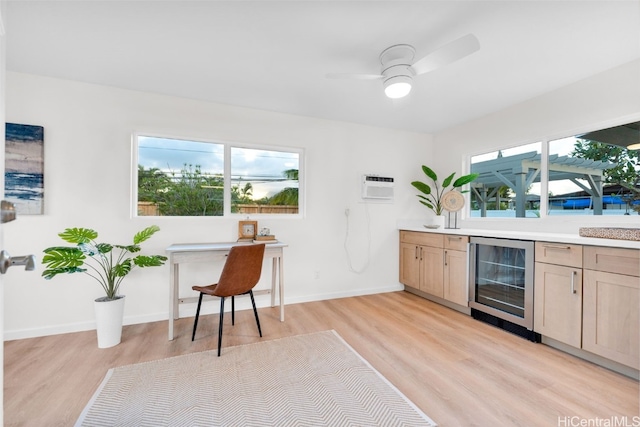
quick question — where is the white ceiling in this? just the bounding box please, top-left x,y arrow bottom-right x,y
5,1 -> 640,134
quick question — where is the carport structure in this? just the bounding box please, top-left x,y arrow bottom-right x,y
470,151 -> 616,217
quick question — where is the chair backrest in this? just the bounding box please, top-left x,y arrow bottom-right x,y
213,243 -> 266,297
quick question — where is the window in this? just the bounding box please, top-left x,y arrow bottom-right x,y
135,135 -> 302,217
468,120 -> 640,219
470,142 -> 542,218
230,147 -> 299,215
547,122 -> 639,216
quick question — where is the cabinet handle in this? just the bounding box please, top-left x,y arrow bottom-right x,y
448,236 -> 462,240
571,270 -> 577,294
444,250 -> 448,266
415,246 -> 419,260
419,247 -> 423,261
543,243 -> 571,250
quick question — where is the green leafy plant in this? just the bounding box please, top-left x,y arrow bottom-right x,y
42,225 -> 168,300
411,166 -> 479,215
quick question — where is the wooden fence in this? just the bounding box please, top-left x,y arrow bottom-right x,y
236,204 -> 299,214
137,202 -> 298,216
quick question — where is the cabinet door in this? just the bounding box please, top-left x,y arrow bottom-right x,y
444,249 -> 468,306
421,245 -> 444,297
534,263 -> 582,348
583,270 -> 639,369
399,243 -> 420,289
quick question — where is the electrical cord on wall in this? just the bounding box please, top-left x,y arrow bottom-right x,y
343,203 -> 371,273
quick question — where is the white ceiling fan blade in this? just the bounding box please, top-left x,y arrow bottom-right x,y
410,33 -> 480,76
325,73 -> 383,80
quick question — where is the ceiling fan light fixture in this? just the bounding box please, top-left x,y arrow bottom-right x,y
384,76 -> 412,99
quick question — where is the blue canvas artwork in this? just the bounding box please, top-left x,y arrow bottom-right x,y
5,123 -> 44,215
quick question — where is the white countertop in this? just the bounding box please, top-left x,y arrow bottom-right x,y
397,221 -> 640,250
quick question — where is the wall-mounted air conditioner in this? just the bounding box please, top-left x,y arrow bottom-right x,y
361,175 -> 394,200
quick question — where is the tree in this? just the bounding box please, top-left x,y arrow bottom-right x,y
572,139 -> 640,186
572,139 -> 640,214
268,187 -> 298,205
138,165 -> 172,203
231,182 -> 253,203
158,164 -> 224,216
268,169 -> 299,206
283,169 -> 299,180
231,181 -> 255,213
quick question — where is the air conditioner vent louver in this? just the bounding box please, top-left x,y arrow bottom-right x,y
362,175 -> 394,200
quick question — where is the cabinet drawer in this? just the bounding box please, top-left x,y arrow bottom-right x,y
399,231 -> 443,248
535,241 -> 582,268
444,235 -> 469,251
583,246 -> 640,277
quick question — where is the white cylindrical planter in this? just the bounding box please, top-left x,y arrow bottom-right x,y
94,296 -> 125,348
430,215 -> 446,229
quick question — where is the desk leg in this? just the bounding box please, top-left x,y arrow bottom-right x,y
271,258 -> 277,308
278,255 -> 284,322
168,262 -> 179,341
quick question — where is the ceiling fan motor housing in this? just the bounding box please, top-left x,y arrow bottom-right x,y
380,44 -> 415,97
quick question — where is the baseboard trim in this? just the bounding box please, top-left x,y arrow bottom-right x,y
4,284 -> 404,341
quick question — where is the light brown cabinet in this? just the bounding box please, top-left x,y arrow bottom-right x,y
443,237 -> 469,306
582,247 -> 639,370
534,242 -> 583,348
399,231 -> 469,307
399,242 -> 421,290
534,242 -> 639,370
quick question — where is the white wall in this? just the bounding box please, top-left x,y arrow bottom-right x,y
4,72 -> 432,339
435,59 -> 640,233
6,58 -> 639,340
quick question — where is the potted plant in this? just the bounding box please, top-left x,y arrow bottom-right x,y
42,225 -> 167,348
411,165 -> 479,226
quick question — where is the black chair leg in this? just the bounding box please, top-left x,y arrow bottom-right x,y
249,290 -> 262,337
231,295 -> 235,325
192,293 -> 204,341
217,297 -> 225,357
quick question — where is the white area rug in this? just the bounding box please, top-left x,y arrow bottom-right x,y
76,330 -> 436,426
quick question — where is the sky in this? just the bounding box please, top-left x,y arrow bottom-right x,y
137,136 -> 299,199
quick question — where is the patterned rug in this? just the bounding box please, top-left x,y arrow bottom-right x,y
76,330 -> 436,426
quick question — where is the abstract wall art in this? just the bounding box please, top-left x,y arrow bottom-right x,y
5,123 -> 44,215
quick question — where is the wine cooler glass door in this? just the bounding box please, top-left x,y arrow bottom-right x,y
469,238 -> 534,329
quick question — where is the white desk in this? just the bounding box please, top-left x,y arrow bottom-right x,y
165,241 -> 287,340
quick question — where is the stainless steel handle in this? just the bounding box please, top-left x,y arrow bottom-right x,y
0,250 -> 36,274
1,200 -> 16,224
571,270 -> 577,294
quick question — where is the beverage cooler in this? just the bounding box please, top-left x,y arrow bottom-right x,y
469,237 -> 538,341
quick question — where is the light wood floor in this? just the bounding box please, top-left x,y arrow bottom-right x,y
5,291 -> 639,426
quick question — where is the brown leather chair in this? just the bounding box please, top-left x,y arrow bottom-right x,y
191,243 -> 265,356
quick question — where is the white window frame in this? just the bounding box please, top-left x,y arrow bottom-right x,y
132,132 -> 305,219
465,114 -> 640,221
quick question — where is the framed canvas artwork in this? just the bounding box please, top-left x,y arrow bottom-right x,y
5,123 -> 44,215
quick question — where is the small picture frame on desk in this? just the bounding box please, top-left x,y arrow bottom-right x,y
238,220 -> 258,241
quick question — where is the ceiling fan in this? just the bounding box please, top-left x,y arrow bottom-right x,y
326,33 -> 480,99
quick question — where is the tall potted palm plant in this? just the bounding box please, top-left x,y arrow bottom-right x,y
42,225 -> 167,348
